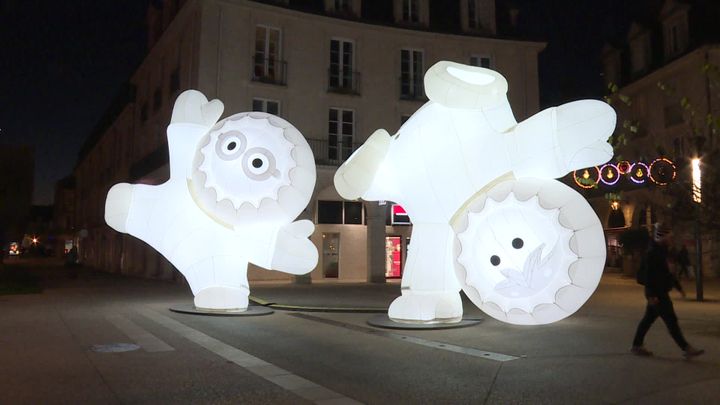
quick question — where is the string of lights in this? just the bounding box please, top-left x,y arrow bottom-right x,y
573,158 -> 676,188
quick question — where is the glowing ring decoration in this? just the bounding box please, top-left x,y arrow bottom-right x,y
599,163 -> 620,186
648,158 -> 676,186
629,162 -> 649,184
617,160 -> 631,175
573,167 -> 601,189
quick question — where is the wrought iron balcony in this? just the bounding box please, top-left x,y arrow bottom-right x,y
305,138 -> 362,166
399,78 -> 426,101
252,56 -> 287,85
327,69 -> 361,95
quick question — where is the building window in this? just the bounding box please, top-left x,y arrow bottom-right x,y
318,201 -> 343,224
400,49 -> 424,100
253,26 -> 285,85
630,34 -> 651,75
470,54 -> 492,68
317,200 -> 363,224
402,0 -> 420,23
467,0 -> 478,29
252,98 -> 280,115
664,19 -> 687,59
328,108 -> 354,161
329,39 -> 359,94
344,201 -> 363,224
333,0 -> 354,14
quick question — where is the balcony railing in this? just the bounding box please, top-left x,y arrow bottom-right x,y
252,56 -> 287,85
328,69 -> 361,95
399,78 -> 426,101
306,138 -> 362,166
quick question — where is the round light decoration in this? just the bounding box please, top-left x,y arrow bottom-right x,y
105,90 -> 318,311
629,162 -> 649,184
573,167 -> 600,189
574,159 -> 675,188
600,163 -> 620,186
617,160 -> 632,175
334,61 -> 616,325
649,157 -> 677,185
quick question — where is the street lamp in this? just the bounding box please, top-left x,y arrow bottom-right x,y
691,158 -> 701,203
691,158 -> 703,301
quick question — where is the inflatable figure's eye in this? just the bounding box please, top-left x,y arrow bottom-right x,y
512,238 -> 524,249
243,147 -> 279,181
216,131 -> 247,161
490,255 -> 501,266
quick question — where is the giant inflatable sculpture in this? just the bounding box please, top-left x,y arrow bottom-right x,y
105,90 -> 318,311
335,61 -> 616,325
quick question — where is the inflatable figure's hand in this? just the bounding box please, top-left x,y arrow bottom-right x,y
271,220 -> 318,275
105,183 -> 134,233
555,100 -> 615,171
334,129 -> 392,200
170,89 -> 224,127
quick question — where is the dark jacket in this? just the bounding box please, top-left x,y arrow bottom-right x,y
644,241 -> 675,296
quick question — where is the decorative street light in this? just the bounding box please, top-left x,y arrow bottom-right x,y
691,157 -> 703,301
691,158 -> 702,203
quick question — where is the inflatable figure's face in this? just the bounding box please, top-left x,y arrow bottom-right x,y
463,196 -> 572,300
191,112 -> 316,226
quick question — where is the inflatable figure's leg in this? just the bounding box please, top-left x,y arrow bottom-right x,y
105,183 -> 135,234
388,223 -> 462,323
186,256 -> 250,311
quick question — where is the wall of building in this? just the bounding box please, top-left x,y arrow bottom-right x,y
195,0 -> 543,139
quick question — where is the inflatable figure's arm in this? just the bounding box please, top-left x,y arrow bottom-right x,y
270,220 -> 318,275
506,100 -> 616,179
105,183 -> 161,240
167,90 -> 224,179
333,128 -> 398,202
243,220 -> 318,275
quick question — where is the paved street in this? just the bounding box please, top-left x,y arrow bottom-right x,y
1,258 -> 719,404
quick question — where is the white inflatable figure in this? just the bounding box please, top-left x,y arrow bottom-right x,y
334,61 -> 615,325
105,90 -> 318,311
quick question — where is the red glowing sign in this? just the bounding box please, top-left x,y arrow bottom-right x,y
391,204 -> 411,225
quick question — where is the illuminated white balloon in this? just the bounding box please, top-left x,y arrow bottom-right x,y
334,61 -> 615,324
105,90 -> 317,311
453,178 -> 606,325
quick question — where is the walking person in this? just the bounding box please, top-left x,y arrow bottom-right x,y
631,223 -> 704,359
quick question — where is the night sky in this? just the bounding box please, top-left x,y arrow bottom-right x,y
1,0 -> 653,206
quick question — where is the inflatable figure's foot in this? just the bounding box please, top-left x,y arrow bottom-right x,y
194,286 -> 249,311
170,89 -> 223,127
556,100 -> 615,170
388,291 -> 463,324
334,129 -> 391,200
105,183 -> 134,233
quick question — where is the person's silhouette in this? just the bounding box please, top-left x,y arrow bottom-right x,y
631,223 -> 704,359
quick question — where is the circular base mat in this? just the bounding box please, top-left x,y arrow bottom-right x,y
169,304 -> 274,316
367,314 -> 482,330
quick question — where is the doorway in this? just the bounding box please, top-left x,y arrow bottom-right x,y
322,233 -> 340,278
385,236 -> 403,278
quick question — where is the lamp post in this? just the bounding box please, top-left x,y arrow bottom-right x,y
691,158 -> 703,302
